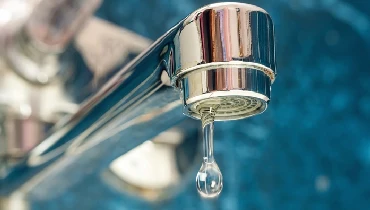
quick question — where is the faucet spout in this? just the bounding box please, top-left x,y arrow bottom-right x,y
172,3 -> 276,120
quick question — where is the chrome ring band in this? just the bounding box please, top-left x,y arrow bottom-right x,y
174,61 -> 275,85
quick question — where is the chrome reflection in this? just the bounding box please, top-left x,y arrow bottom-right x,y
0,193 -> 29,210
104,126 -> 200,201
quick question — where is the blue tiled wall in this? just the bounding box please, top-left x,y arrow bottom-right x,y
35,0 -> 370,209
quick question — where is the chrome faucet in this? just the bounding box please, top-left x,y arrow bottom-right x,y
0,2 -> 276,207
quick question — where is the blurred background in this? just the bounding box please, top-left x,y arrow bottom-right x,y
1,0 -> 370,209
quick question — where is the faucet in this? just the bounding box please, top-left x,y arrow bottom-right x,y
0,2 -> 276,207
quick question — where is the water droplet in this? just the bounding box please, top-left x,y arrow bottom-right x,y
196,161 -> 223,198
196,107 -> 223,198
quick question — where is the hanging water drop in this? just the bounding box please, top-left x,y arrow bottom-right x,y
196,107 -> 223,198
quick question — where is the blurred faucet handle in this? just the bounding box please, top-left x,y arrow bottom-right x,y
0,0 -> 102,172
0,0 -> 41,53
3,0 -> 102,85
25,0 -> 102,53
